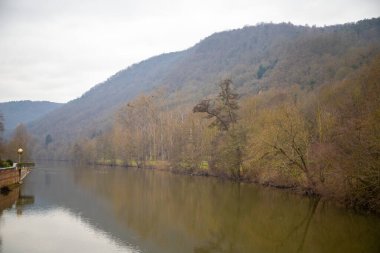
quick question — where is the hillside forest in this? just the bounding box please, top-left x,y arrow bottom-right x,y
0,19 -> 379,213
72,55 -> 380,212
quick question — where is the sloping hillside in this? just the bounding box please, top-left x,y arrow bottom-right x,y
0,101 -> 62,137
29,51 -> 187,141
29,18 -> 380,154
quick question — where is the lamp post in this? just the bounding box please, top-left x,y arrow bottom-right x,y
17,148 -> 23,164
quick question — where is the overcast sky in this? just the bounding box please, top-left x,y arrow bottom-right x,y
0,0 -> 379,103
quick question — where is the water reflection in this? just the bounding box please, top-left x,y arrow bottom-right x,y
72,165 -> 380,253
0,188 -> 20,213
0,167 -> 140,253
0,186 -> 34,215
1,208 -> 138,253
1,163 -> 379,253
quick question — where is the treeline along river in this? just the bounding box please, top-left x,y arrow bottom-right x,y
0,163 -> 379,253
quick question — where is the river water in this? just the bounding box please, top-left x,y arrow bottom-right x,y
0,163 -> 379,253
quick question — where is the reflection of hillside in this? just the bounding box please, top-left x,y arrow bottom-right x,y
72,166 -> 380,253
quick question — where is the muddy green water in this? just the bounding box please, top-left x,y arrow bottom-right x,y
0,163 -> 379,253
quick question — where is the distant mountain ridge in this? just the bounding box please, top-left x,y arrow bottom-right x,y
0,101 -> 62,137
29,18 -> 380,156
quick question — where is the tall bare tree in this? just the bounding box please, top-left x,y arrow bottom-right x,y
193,79 -> 244,179
193,79 -> 239,131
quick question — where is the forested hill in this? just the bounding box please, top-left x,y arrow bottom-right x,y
0,101 -> 62,137
29,18 -> 380,157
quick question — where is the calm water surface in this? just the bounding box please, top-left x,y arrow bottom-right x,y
0,163 -> 379,253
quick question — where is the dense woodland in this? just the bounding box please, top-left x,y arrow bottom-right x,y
0,19 -> 379,212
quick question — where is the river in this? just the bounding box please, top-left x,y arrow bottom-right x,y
0,163 -> 379,253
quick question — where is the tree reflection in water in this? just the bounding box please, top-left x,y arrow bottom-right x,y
72,166 -> 380,253
2,164 -> 377,253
